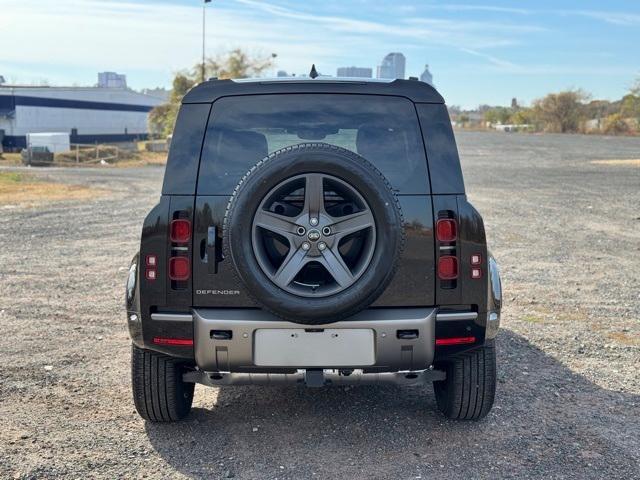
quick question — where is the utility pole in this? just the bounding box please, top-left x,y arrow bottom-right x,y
202,0 -> 212,82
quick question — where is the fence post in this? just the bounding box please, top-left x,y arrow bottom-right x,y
76,144 -> 80,163
96,145 -> 99,161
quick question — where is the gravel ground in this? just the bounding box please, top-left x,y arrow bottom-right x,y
1,132 -> 639,479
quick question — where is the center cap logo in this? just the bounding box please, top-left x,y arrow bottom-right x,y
307,229 -> 321,242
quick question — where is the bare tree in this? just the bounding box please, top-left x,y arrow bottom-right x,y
532,90 -> 589,133
194,49 -> 276,80
149,49 -> 276,137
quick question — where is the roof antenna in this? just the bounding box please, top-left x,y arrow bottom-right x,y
309,64 -> 319,79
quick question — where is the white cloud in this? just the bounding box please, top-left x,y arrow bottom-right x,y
458,48 -> 519,70
433,4 -> 532,15
2,0 -> 633,90
0,0 -> 539,86
570,10 -> 640,26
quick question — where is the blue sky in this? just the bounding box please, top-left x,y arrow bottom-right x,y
1,0 -> 639,108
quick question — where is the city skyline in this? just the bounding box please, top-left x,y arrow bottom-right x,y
377,53 -> 406,80
1,0 -> 639,108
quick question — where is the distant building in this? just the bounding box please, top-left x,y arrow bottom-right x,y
420,64 -> 433,86
0,86 -> 163,150
336,66 -> 372,78
0,75 -> 5,85
277,70 -> 288,77
98,71 -> 127,89
376,53 -> 406,79
140,87 -> 169,101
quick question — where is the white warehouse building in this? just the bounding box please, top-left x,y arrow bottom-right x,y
0,86 -> 164,150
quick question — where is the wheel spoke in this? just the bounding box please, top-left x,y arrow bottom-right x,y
254,209 -> 298,239
252,172 -> 377,297
272,247 -> 308,288
330,209 -> 374,239
303,174 -> 325,218
319,247 -> 355,287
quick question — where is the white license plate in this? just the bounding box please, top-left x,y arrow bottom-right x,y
254,328 -> 375,367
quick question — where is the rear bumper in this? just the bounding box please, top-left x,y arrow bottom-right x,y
192,308 -> 436,372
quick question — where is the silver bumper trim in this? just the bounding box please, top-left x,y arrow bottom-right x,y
183,368 -> 446,387
150,313 -> 193,322
151,311 -> 477,323
193,307 -> 436,372
436,311 -> 478,321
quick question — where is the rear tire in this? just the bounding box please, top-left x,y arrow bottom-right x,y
433,340 -> 497,420
131,344 -> 194,422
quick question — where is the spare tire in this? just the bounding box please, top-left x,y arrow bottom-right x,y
223,143 -> 404,324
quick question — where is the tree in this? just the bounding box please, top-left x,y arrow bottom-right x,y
603,113 -> 630,135
630,77 -> 640,96
483,107 -> 511,125
584,99 -> 616,121
149,49 -> 275,137
618,78 -> 640,126
532,90 -> 589,133
148,73 -> 195,137
620,94 -> 640,121
509,108 -> 535,126
193,48 -> 276,81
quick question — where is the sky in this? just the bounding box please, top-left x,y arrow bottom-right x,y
1,0 -> 639,108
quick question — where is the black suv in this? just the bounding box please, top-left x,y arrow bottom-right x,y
126,77 -> 502,422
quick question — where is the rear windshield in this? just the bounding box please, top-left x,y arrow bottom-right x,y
197,94 -> 430,194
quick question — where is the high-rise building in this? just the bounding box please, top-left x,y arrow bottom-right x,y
376,53 -> 406,79
337,66 -> 372,78
98,71 -> 127,89
420,64 -> 433,86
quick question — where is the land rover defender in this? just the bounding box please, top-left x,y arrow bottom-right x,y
126,77 -> 502,422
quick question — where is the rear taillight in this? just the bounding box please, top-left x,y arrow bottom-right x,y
436,336 -> 476,346
153,337 -> 193,346
438,256 -> 458,280
169,256 -> 190,281
168,212 -> 192,288
170,219 -> 191,243
436,219 -> 457,243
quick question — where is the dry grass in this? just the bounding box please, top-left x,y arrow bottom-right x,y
1,150 -> 166,169
606,331 -> 640,346
112,151 -> 167,168
0,171 -> 102,207
53,149 -> 167,168
590,159 -> 640,166
0,153 -> 23,166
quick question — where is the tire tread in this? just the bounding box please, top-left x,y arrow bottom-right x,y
131,345 -> 194,422
434,340 -> 497,420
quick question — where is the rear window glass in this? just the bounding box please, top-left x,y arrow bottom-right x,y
197,94 -> 430,194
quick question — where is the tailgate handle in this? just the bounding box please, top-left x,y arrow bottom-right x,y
397,330 -> 419,340
206,226 -> 219,274
211,330 -> 233,340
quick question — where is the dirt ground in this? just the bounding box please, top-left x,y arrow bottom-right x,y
0,171 -> 102,207
0,132 -> 639,479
